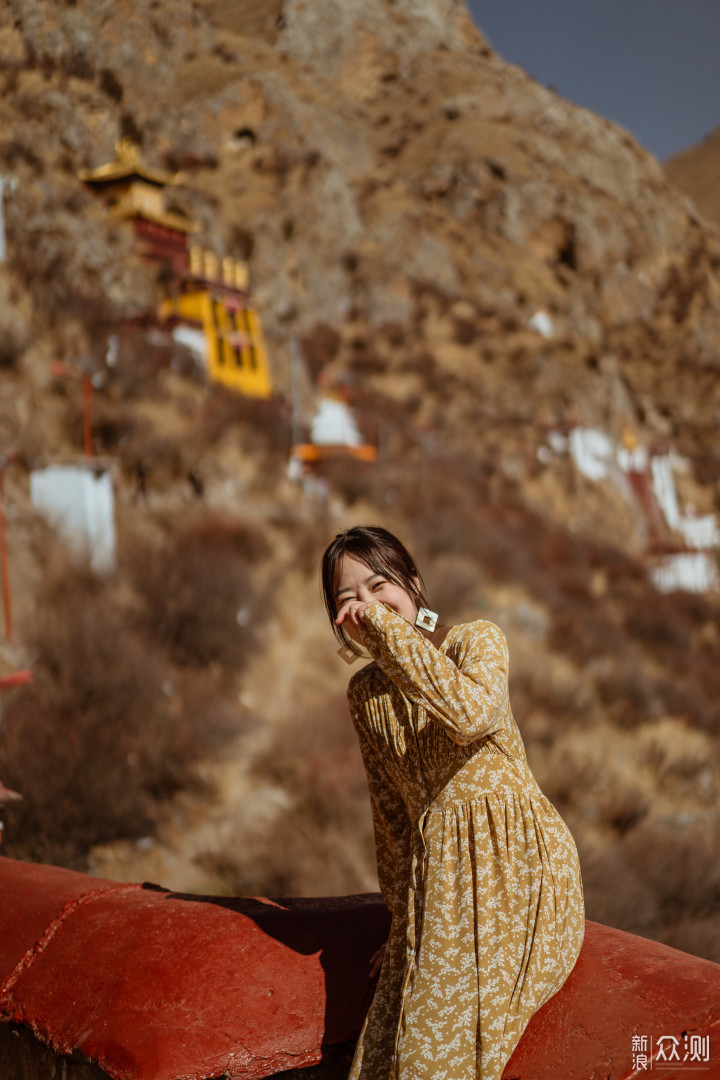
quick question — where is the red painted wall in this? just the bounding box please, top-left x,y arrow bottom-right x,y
0,856 -> 718,1079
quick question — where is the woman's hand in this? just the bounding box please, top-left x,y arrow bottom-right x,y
369,942 -> 386,978
335,598 -> 375,644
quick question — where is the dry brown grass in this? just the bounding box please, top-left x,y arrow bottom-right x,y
201,693 -> 376,897
123,513 -> 268,670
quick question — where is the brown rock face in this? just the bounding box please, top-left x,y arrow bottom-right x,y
665,125 -> 720,232
277,0 -> 485,85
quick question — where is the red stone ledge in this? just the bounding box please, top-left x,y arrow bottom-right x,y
0,855 -> 719,1079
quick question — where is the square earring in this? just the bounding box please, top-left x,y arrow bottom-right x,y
415,607 -> 438,632
337,644 -> 360,664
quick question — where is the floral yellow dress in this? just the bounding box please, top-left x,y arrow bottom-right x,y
346,602 -> 585,1080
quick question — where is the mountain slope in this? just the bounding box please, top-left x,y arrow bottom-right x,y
0,0 -> 719,964
665,125 -> 720,232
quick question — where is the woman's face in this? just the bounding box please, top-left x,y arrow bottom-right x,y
335,554 -> 419,645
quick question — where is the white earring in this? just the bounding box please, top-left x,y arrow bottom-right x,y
337,644 -> 360,664
415,607 -> 438,632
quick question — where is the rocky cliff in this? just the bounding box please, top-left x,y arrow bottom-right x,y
665,124 -> 720,232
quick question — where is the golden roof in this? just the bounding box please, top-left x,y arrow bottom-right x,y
78,139 -> 177,188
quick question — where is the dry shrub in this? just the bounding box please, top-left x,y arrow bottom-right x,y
622,816 -> 720,920
410,279 -> 453,318
663,915 -> 720,965
103,328 -> 176,400
624,603 -> 688,655
318,456 -> 377,507
0,565 -> 236,868
423,554 -> 485,622
617,589 -> 720,733
0,133 -> 44,173
0,270 -> 31,369
201,387 -> 292,459
512,679 -> 590,747
654,662 -> 720,735
380,321 -> 407,347
159,668 -> 244,790
409,358 -> 459,400
99,67 -> 124,103
269,513 -> 332,575
119,433 -> 187,490
594,661 -> 663,729
348,385 -> 419,437
452,316 -> 480,345
60,51 -> 94,79
688,449 -> 720,487
396,352 -> 434,381
89,398 -> 140,452
125,514 -> 268,669
399,463 -> 496,561
596,782 -> 650,837
535,738 -> 602,814
623,589 -> 704,659
64,393 -> 140,456
579,841 -> 661,936
347,338 -> 386,374
637,718 -> 719,804
300,323 -> 341,380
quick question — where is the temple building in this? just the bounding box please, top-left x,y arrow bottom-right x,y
78,138 -> 197,279
79,140 -> 272,398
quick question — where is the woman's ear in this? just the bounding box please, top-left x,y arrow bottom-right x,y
411,575 -> 422,604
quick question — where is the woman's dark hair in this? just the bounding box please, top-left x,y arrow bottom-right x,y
321,525 -> 429,655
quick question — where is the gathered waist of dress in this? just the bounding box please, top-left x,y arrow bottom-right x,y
417,751 -> 543,812
425,783 -> 547,814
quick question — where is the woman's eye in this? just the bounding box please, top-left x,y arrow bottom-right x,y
372,581 -> 386,591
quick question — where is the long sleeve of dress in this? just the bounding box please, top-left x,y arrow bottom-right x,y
360,602 -> 509,746
348,672 -> 411,917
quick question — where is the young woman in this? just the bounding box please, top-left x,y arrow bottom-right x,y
321,525 -> 585,1080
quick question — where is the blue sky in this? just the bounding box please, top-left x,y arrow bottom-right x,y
468,0 -> 720,160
